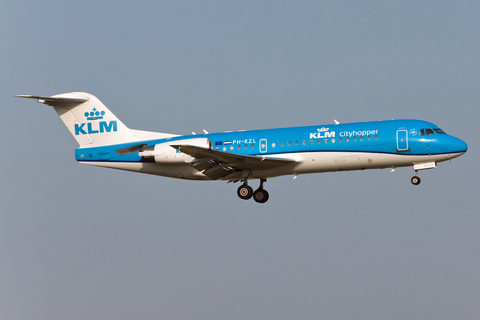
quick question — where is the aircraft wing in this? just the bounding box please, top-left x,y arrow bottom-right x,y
170,144 -> 296,180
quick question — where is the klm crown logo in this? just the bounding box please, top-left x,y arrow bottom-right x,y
310,127 -> 335,139
84,107 -> 105,120
75,107 -> 117,136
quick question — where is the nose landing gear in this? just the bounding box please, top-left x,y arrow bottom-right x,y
237,178 -> 269,203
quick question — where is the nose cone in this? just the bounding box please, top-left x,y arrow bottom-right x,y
449,136 -> 468,154
454,137 -> 468,153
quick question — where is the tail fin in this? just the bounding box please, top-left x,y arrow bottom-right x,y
16,92 -> 138,147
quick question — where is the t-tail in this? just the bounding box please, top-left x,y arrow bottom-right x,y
16,92 -> 176,147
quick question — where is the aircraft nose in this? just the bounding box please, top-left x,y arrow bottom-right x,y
451,136 -> 468,154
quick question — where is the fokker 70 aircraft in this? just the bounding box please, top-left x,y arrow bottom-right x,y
17,92 -> 467,203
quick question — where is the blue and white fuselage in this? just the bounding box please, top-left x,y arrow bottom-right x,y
17,92 -> 467,203
75,119 -> 466,180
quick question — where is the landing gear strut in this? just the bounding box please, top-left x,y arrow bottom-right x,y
236,178 -> 269,203
411,170 -> 421,185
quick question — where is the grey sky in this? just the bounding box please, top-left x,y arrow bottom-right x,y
2,1 -> 480,319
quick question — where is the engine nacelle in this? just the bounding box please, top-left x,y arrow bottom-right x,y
139,138 -> 212,163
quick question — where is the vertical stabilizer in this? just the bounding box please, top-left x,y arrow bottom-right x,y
17,92 -> 138,147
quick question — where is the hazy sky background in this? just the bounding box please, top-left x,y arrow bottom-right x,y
2,1 -> 480,319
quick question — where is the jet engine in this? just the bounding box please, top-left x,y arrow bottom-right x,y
138,138 -> 211,163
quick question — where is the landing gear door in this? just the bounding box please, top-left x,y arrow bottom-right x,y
259,139 -> 267,153
396,130 -> 410,152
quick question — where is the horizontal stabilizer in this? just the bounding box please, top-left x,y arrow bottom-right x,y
15,95 -> 87,107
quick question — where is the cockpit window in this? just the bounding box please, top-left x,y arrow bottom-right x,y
419,128 -> 436,136
420,128 -> 445,136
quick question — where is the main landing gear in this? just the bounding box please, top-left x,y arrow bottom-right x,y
411,170 -> 421,185
237,178 -> 269,203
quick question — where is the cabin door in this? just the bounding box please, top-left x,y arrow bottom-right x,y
396,130 -> 410,152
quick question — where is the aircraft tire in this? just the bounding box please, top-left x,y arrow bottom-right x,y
237,185 -> 254,200
253,189 -> 269,203
411,176 -> 421,185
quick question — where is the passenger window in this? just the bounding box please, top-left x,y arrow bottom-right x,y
339,138 -> 343,142
353,137 -> 357,142
272,143 -> 276,148
367,135 -> 371,140
295,141 -> 299,146
331,138 -> 335,143
360,136 -> 364,141
244,144 -> 248,149
250,144 -> 254,149
287,141 -> 291,146
324,139 -> 328,143
346,137 -> 349,142
302,140 -> 306,145
317,139 -> 321,144
230,146 -> 234,150
374,135 -> 378,140
310,140 -> 313,144
280,142 -> 284,147
237,145 -> 241,150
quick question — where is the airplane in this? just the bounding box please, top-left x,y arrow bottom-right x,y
16,92 -> 468,203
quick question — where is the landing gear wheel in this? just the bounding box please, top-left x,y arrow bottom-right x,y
237,185 -> 253,200
411,176 -> 421,185
253,189 -> 269,203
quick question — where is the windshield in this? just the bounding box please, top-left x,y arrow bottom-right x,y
420,128 -> 435,135
419,128 -> 443,136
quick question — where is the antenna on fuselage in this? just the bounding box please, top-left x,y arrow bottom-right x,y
334,119 -> 340,124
